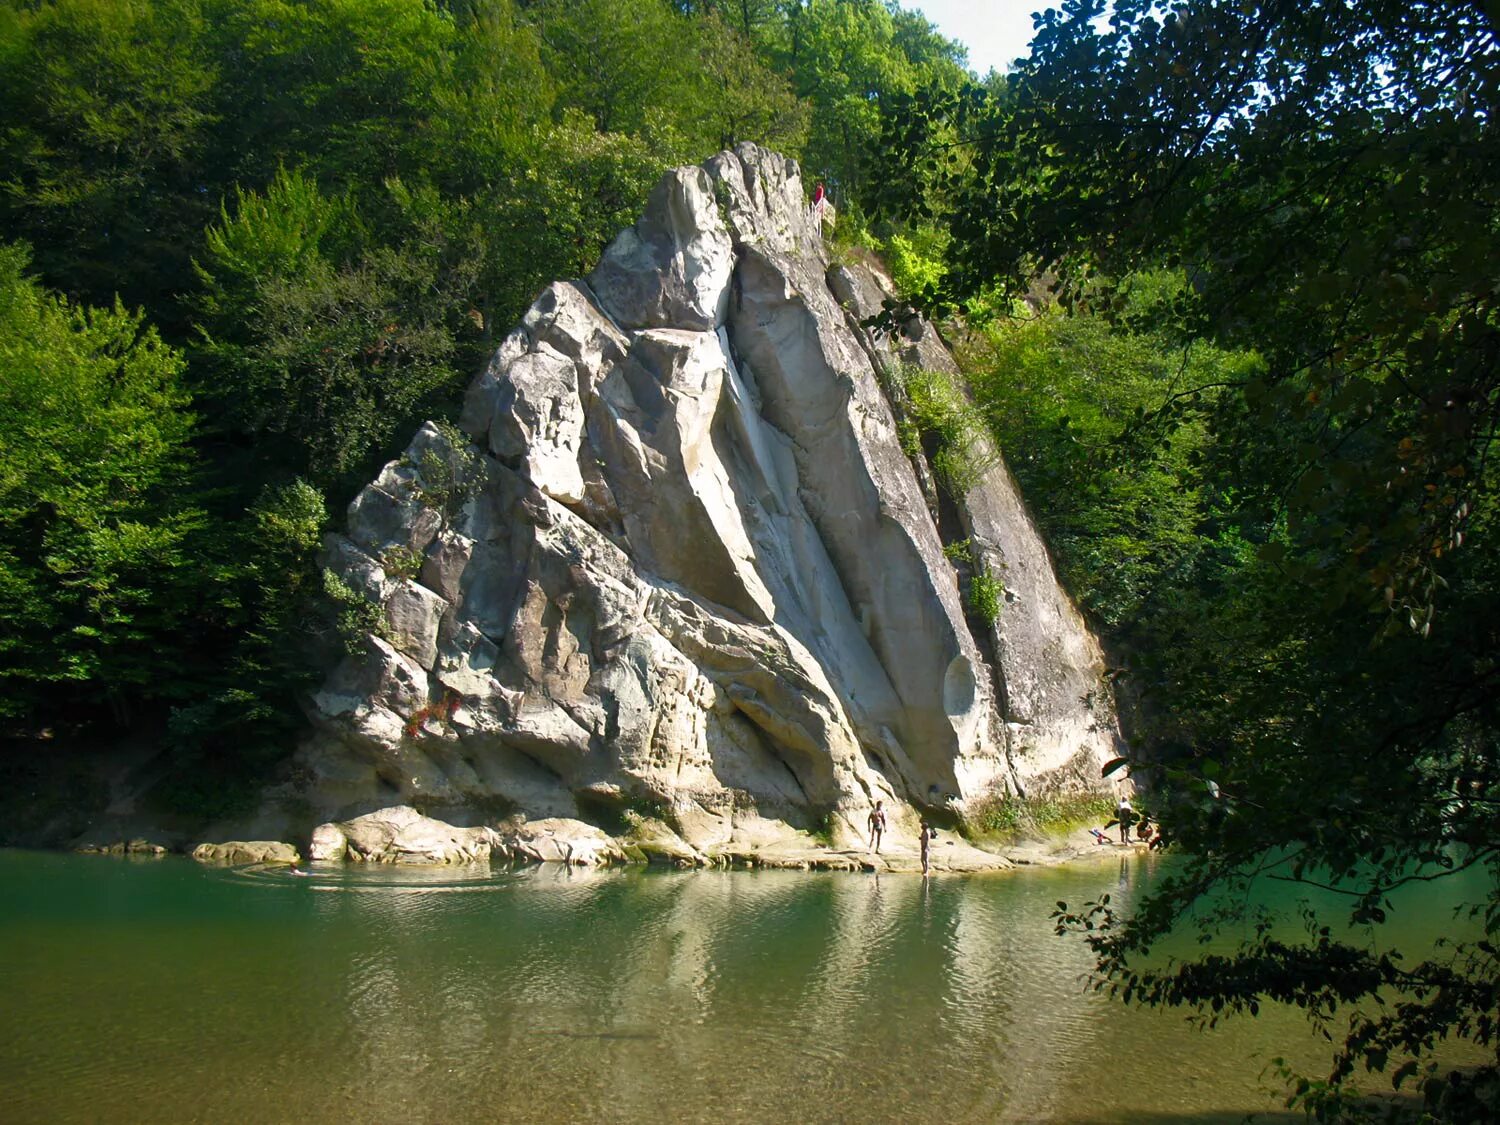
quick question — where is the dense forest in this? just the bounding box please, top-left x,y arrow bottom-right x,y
2,0 -> 1496,1117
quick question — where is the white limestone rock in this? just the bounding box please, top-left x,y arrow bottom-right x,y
310,806 -> 501,865
192,841 -> 301,866
295,144 -> 1121,846
501,818 -> 629,867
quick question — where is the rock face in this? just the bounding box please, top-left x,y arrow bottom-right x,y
310,806 -> 501,865
302,144 -> 1121,849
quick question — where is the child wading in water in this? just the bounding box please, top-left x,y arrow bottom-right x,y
867,800 -> 887,853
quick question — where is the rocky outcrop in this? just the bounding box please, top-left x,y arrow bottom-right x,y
309,806 -> 501,865
827,261 -> 1121,794
75,838 -> 168,857
299,143 -> 1121,850
191,841 -> 301,865
500,818 -> 629,867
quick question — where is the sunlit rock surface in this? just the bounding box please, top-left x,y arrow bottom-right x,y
310,806 -> 501,865
302,144 -> 1121,850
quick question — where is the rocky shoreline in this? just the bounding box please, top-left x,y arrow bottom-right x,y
69,804 -> 1148,875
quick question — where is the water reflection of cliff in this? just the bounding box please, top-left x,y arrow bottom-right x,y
315,865 -> 1145,1123
13,853 -> 1469,1124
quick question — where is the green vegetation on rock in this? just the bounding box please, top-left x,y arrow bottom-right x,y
875,1 -> 1500,1114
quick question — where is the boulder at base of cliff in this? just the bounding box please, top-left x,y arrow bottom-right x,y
309,806 -> 501,865
75,838 -> 168,856
500,818 -> 629,867
191,841 -> 301,865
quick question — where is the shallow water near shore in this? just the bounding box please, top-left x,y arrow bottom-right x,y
0,848 -> 1488,1124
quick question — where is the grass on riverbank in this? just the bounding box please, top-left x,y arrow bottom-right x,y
961,791 -> 1117,846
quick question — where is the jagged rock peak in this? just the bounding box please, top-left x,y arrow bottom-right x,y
305,143 -> 1121,854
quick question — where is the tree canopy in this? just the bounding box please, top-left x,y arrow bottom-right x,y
878,1 -> 1500,1116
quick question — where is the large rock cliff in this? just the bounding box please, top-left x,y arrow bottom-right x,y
303,144 -> 1120,851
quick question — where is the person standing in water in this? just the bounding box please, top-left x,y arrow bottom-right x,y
867,800 -> 887,853
919,818 -> 937,876
1116,796 -> 1137,844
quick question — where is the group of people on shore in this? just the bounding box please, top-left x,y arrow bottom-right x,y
862,792 -> 1154,872
1088,796 -> 1156,846
864,800 -> 940,876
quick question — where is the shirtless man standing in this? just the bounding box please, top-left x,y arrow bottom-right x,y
867,800 -> 887,854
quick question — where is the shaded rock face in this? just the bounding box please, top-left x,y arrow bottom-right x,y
303,144 -> 1121,843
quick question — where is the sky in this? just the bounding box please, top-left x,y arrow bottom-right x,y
908,1 -> 1060,77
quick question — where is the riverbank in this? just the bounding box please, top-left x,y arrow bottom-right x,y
65,811 -> 1149,875
3,734 -> 1144,874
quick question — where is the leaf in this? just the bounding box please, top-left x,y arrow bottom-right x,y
1100,756 -> 1129,777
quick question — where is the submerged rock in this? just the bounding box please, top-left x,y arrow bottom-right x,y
191,841 -> 301,866
298,144 -> 1123,842
76,838 -> 168,857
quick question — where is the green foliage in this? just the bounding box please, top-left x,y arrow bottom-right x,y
409,420 -> 480,516
205,0 -> 464,188
321,571 -> 386,657
879,1 -> 1500,1111
966,570 -> 1002,627
0,243 -> 202,721
881,224 -> 948,300
379,546 -> 424,581
775,0 -> 967,203
962,298 -> 1259,630
899,365 -> 996,497
193,171 -> 484,492
0,0 -> 217,313
690,12 -> 809,154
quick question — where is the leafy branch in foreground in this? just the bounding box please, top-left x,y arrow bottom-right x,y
874,0 -> 1500,1114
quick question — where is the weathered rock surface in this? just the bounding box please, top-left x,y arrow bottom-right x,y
192,841 -> 301,865
299,143 -> 1122,846
75,838 -> 167,857
827,260 -> 1121,793
309,806 -> 500,865
500,818 -> 629,867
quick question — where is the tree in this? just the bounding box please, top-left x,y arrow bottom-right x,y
777,0 -> 967,204
0,0 -> 217,316
877,1 -> 1500,1115
688,12 -> 809,154
191,168 -> 484,493
524,0 -> 701,138
0,243 -> 203,724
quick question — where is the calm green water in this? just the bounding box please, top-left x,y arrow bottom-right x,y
0,849 -> 1486,1124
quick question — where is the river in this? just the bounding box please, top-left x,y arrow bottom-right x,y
0,848 -> 1487,1123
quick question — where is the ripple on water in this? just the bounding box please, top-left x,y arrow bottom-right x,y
218,859 -> 525,893
1,851 -> 1492,1125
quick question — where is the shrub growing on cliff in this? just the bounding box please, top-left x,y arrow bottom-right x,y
899,365 -> 997,498
966,571 -> 1002,626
